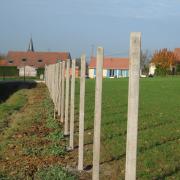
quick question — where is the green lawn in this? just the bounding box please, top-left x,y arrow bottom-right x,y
74,77 -> 180,179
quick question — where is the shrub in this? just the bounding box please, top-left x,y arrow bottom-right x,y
37,68 -> 45,77
0,66 -> 19,77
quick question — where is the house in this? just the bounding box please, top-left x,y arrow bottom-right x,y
149,63 -> 156,76
0,38 -> 71,77
4,51 -> 71,77
149,48 -> 180,76
88,57 -> 129,78
174,48 -> 180,63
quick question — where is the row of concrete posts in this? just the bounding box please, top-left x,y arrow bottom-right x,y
44,32 -> 141,180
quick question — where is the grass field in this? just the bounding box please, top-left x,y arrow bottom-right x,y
73,77 -> 180,179
0,77 -> 179,179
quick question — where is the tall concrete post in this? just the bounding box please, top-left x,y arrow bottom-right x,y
69,59 -> 76,149
60,61 -> 65,123
125,32 -> 141,180
92,47 -> 104,180
57,62 -> 62,116
55,63 -> 60,111
64,59 -> 70,135
78,54 -> 86,171
44,64 -> 47,84
53,64 -> 58,119
50,65 -> 54,99
50,64 -> 54,98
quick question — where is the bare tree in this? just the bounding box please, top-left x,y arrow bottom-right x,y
140,50 -> 151,75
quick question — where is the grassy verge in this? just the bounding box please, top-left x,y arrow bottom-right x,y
0,89 -> 27,132
0,83 -> 76,180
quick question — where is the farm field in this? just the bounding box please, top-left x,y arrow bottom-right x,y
0,77 -> 180,179
73,77 -> 180,179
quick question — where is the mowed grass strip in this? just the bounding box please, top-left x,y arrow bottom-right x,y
74,77 -> 180,179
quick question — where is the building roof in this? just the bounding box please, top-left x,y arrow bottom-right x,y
89,57 -> 129,69
6,51 -> 71,67
0,59 -> 8,66
174,48 -> 180,62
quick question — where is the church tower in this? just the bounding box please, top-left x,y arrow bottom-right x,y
28,37 -> 34,52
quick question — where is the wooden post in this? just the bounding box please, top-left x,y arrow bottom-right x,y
125,32 -> 141,180
69,59 -> 76,149
64,59 -> 70,135
92,47 -> 104,180
60,61 -> 65,123
78,54 -> 86,171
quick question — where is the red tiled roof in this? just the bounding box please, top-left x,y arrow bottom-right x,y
174,48 -> 180,62
0,59 -> 8,66
89,57 -> 129,69
6,51 -> 71,68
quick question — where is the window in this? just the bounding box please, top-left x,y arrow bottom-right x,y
38,59 -> 43,63
22,58 -> 27,62
94,69 -> 96,76
109,69 -> 114,77
9,60 -> 13,64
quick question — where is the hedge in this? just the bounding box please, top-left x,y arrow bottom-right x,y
37,68 -> 45,77
0,66 -> 19,77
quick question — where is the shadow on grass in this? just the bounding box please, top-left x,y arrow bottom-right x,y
0,81 -> 37,103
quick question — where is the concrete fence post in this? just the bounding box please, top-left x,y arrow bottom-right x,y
53,64 -> 57,119
92,47 -> 104,180
57,62 -> 62,116
78,54 -> 86,171
64,59 -> 70,135
55,63 -> 60,111
50,65 -> 53,99
69,59 -> 76,149
125,32 -> 141,180
60,61 -> 65,123
44,64 -> 47,84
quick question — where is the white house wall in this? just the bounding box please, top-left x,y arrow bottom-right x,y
149,63 -> 156,75
89,68 -> 94,78
103,69 -> 107,77
19,66 -> 37,77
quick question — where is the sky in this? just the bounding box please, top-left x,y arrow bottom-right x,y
0,0 -> 180,60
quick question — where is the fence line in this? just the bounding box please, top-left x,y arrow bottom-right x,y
44,32 -> 141,180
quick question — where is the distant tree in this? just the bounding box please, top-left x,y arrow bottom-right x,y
140,50 -> 151,75
0,53 -> 6,60
151,48 -> 177,75
75,58 -> 88,75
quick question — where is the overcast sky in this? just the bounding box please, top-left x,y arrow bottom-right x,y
0,0 -> 180,59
